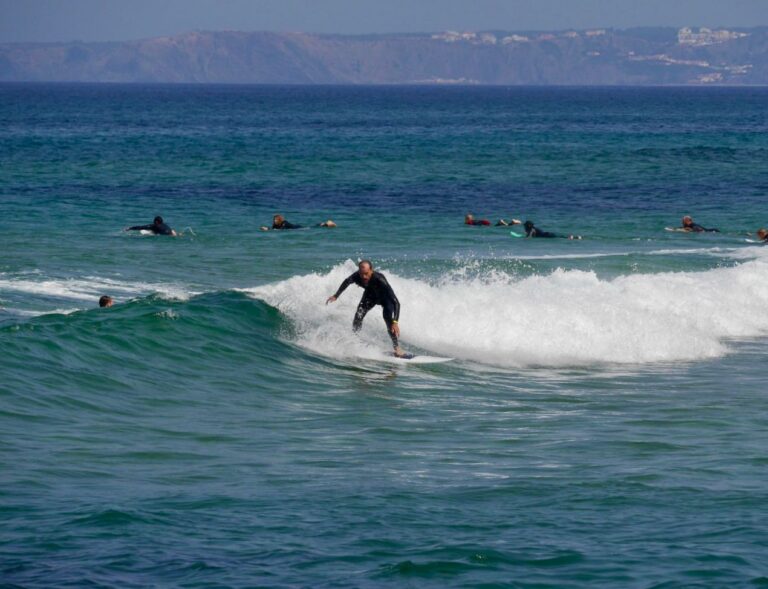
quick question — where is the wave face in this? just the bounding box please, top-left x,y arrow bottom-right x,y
0,273 -> 194,320
248,251 -> 768,367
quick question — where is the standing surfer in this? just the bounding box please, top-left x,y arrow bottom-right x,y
326,260 -> 405,357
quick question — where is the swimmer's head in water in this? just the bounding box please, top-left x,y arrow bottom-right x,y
682,215 -> 693,226
524,220 -> 534,232
464,214 -> 474,223
757,228 -> 768,241
99,295 -> 113,308
154,216 -> 164,225
273,214 -> 284,225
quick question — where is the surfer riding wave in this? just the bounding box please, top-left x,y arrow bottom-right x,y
326,259 -> 405,357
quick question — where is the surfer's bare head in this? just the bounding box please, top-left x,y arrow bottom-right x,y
358,259 -> 374,282
273,214 -> 284,224
757,228 -> 768,241
154,216 -> 164,225
99,295 -> 113,308
682,215 -> 693,226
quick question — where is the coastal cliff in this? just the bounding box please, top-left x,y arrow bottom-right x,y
1,27 -> 767,84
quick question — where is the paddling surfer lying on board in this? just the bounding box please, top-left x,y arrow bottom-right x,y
260,214 -> 337,231
125,216 -> 177,236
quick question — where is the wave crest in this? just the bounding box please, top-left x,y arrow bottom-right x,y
246,258 -> 768,367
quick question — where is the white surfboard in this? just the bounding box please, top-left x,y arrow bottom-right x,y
382,353 -> 453,364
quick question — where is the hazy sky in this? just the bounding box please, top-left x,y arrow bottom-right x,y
1,0 -> 766,43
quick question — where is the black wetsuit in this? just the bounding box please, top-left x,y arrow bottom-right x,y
333,271 -> 401,349
684,223 -> 719,233
127,222 -> 175,235
526,226 -> 558,238
273,220 -> 302,229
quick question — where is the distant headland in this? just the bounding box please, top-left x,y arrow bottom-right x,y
1,26 -> 766,85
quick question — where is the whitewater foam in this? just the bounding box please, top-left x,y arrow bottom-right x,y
507,246 -> 744,261
246,258 -> 768,368
0,274 -> 196,317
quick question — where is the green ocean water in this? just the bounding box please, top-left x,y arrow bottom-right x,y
2,84 -> 768,588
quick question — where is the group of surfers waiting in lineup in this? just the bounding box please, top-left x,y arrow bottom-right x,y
121,214 -> 337,236
122,213 -> 768,241
466,213 -> 768,240
465,214 -> 582,239
115,212 -> 768,358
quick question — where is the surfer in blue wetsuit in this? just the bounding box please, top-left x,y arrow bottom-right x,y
125,216 -> 177,236
680,215 -> 719,233
523,220 -> 581,240
326,260 -> 404,357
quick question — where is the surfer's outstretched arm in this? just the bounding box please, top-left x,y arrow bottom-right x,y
326,273 -> 357,304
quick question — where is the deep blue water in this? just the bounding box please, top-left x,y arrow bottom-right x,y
2,84 -> 768,588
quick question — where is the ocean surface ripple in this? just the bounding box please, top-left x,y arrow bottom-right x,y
2,85 -> 768,588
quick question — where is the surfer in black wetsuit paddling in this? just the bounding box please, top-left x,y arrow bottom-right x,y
326,260 -> 405,357
524,220 -> 581,240
270,214 -> 302,230
125,216 -> 177,236
261,214 -> 337,231
680,215 -> 719,233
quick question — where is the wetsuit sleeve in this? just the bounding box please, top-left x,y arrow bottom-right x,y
378,275 -> 400,321
333,273 -> 358,299
127,224 -> 154,231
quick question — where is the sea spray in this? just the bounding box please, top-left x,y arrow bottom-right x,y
248,256 -> 768,367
